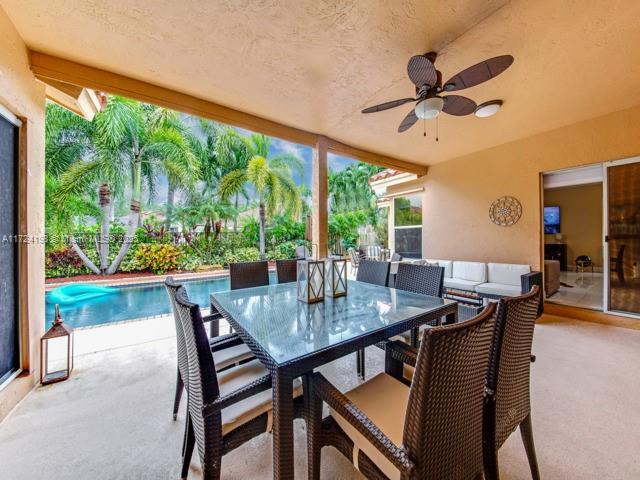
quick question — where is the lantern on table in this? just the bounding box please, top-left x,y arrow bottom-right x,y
326,256 -> 348,298
40,305 -> 74,385
297,245 -> 325,303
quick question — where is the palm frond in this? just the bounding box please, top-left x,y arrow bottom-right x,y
218,169 -> 248,201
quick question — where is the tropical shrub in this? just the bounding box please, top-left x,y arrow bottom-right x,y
178,246 -> 202,271
46,247 -> 88,278
222,247 -> 260,266
135,243 -> 182,274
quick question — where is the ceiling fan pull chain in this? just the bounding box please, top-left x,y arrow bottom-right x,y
423,116 -> 426,137
436,116 -> 439,142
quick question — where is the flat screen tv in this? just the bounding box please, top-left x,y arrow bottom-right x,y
544,206 -> 560,234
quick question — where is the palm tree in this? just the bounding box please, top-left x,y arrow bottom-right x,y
150,109 -> 200,231
55,96 -> 199,274
218,133 -> 302,257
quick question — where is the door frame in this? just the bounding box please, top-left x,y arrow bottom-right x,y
0,104 -> 24,392
603,156 -> 640,319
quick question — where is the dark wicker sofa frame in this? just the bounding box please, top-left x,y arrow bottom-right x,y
307,303 -> 497,480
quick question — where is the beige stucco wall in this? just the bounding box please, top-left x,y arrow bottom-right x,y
387,105 -> 640,271
0,8 -> 46,421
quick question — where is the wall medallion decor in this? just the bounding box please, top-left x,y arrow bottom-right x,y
489,196 -> 522,226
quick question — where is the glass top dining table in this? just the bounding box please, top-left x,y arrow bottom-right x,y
210,280 -> 458,480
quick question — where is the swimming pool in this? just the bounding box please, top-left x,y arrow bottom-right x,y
45,273 -> 277,329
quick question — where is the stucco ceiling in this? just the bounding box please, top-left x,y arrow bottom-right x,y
3,0 -> 640,166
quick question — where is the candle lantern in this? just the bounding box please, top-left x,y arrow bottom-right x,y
297,245 -> 325,303
326,256 -> 348,298
40,305 -> 74,385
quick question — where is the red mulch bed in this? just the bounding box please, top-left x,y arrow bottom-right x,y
45,270 -> 194,284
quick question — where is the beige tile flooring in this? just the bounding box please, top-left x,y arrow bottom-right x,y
1,314 -> 640,479
547,270 -> 604,310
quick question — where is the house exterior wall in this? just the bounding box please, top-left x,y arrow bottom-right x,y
387,105 -> 640,271
0,7 -> 46,421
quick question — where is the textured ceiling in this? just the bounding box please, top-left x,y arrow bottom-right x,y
3,0 -> 640,166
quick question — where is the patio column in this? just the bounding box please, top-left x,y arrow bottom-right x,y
312,135 -> 328,257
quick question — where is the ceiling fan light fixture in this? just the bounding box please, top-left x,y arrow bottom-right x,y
415,97 -> 444,120
474,100 -> 503,118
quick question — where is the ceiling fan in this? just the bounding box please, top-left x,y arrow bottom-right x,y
362,52 -> 514,133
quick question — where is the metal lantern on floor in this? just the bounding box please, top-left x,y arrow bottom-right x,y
326,256 -> 348,297
40,304 -> 74,385
297,246 -> 325,304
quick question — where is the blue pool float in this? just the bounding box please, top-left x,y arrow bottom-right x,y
47,284 -> 118,305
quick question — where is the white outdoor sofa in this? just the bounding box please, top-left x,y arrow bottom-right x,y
390,258 -> 543,303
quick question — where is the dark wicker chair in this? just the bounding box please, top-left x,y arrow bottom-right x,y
306,303 -> 497,480
275,259 -> 298,284
356,259 -> 391,287
229,260 -> 269,290
355,260 -> 391,379
173,286 -> 304,480
483,286 -> 542,480
386,263 -> 447,349
165,277 -> 254,420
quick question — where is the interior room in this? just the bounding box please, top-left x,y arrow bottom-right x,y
543,166 -> 604,310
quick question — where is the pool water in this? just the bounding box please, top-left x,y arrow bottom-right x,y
45,273 -> 277,329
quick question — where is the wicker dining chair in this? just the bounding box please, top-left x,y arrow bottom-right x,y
229,260 -> 270,290
384,263 -> 446,351
275,259 -> 298,284
354,260 -> 391,379
173,286 -> 305,480
483,286 -> 542,480
165,277 -> 255,420
306,303 -> 497,480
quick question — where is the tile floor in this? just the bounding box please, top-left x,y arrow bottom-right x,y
547,270 -> 604,310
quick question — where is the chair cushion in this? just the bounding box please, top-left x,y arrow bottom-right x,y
475,282 -> 521,297
330,373 -> 409,480
424,259 -> 453,278
487,263 -> 530,286
443,277 -> 484,291
452,261 -> 487,283
212,342 -> 254,371
219,359 -> 303,435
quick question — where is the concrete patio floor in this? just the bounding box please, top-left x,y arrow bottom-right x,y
1,315 -> 639,479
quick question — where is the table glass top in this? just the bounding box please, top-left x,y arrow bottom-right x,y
211,280 -> 454,365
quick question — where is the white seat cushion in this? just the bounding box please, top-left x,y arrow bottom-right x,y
475,282 -> 521,297
487,263 -> 530,286
218,359 -> 303,435
330,373 -> 409,480
452,261 -> 487,283
212,342 -> 254,371
424,259 -> 453,278
443,277 -> 484,291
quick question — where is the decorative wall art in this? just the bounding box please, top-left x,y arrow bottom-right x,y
489,196 -> 522,226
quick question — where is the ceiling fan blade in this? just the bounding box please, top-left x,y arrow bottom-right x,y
443,55 -> 514,91
362,97 -> 416,114
407,55 -> 438,87
442,95 -> 477,116
398,109 -> 418,133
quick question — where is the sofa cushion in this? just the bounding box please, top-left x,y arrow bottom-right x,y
424,259 -> 453,278
444,277 -> 484,291
475,282 -> 521,297
487,263 -> 530,286
452,261 -> 487,283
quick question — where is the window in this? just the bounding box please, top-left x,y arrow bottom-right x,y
394,195 -> 422,258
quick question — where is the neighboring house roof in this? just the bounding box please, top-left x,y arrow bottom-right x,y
368,168 -> 418,196
368,169 -> 403,183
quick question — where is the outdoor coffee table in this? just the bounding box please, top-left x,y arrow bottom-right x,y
210,280 -> 457,480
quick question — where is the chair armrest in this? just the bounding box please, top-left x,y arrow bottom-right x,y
203,312 -> 222,323
521,271 -> 544,316
202,374 -> 272,418
385,340 -> 418,368
209,333 -> 244,352
309,372 -> 415,475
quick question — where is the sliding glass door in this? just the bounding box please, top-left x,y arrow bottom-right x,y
0,108 -> 20,386
604,158 -> 640,317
